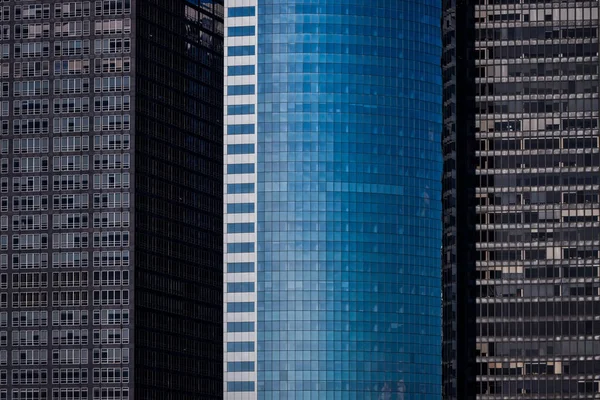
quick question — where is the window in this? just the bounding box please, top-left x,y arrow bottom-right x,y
15,4 -> 51,20
92,348 -> 129,364
54,20 -> 90,37
54,97 -> 90,114
228,6 -> 255,17
51,329 -> 88,346
14,42 -> 50,58
54,59 -> 89,75
93,57 -> 130,73
92,251 -> 129,267
93,153 -> 130,169
51,368 -> 87,385
93,192 -> 130,209
93,328 -> 129,345
95,0 -> 131,16
227,65 -> 255,76
227,163 -> 255,174
94,95 -> 130,112
227,341 -> 255,352
227,222 -> 255,233
12,176 -> 49,192
52,252 -> 88,269
227,322 -> 254,333
93,173 -> 129,189
94,76 -> 130,92
92,309 -> 129,325
13,99 -> 49,116
14,61 -> 50,77
228,45 -> 255,56
227,361 -> 255,372
227,183 -> 254,194
94,18 -> 131,35
93,114 -> 130,131
228,144 -> 255,154
227,242 -> 254,253
52,155 -> 89,171
12,214 -> 48,231
13,118 -> 49,135
227,124 -> 254,135
14,80 -> 50,96
14,23 -> 50,39
54,39 -> 90,56
228,84 -> 255,95
94,37 -> 130,54
227,381 -> 255,392
53,136 -> 89,152
92,289 -> 129,306
55,2 -> 91,18
228,26 -> 255,37
53,175 -> 89,191
227,282 -> 254,293
52,232 -> 89,249
92,231 -> 129,247
52,194 -> 89,210
53,78 -> 89,94
227,203 -> 254,214
227,302 -> 254,312
93,134 -> 130,150
13,138 -> 49,153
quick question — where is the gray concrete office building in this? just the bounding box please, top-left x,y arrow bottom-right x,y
443,0 -> 600,398
0,1 -> 224,399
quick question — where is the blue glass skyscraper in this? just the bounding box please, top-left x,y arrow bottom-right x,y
224,1 -> 443,398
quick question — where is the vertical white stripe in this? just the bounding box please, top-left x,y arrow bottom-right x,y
224,1 -> 258,398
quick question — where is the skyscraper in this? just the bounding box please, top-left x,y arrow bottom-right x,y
1,1 -> 223,399
443,1 -> 600,398
224,0 -> 443,398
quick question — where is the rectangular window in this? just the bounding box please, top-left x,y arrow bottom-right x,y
227,223 -> 254,233
228,84 -> 255,95
228,104 -> 254,115
227,203 -> 254,214
227,341 -> 255,352
228,26 -> 255,37
227,302 -> 255,313
227,124 -> 254,135
228,45 -> 255,56
228,6 -> 255,17
227,242 -> 254,253
227,322 -> 254,333
227,361 -> 255,372
227,262 -> 254,273
228,144 -> 255,154
227,282 -> 254,293
227,163 -> 254,174
227,381 -> 255,392
227,65 -> 255,76
227,183 -> 254,194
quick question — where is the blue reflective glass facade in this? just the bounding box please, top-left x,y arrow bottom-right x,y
255,1 -> 443,399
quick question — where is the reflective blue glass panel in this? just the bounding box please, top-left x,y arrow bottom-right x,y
256,0 -> 443,399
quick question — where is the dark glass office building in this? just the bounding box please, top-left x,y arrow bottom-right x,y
0,0 -> 223,399
443,1 -> 600,398
224,0 -> 443,398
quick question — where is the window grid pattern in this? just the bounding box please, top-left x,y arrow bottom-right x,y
256,0 -> 442,399
443,1 -> 600,399
2,1 -> 134,398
